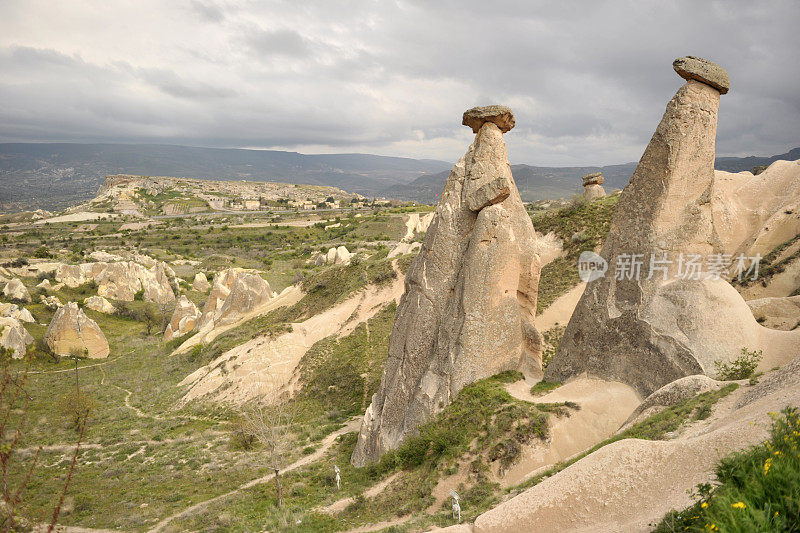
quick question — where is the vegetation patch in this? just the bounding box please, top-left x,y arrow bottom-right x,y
653,407 -> 800,532
531,195 -> 618,312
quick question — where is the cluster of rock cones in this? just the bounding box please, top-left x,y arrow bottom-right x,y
351,56 -> 800,466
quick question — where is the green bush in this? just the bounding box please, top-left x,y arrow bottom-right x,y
59,389 -> 98,431
714,348 -> 762,381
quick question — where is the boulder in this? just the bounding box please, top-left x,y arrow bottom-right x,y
36,279 -> 52,290
44,302 -> 110,359
3,279 -> 31,303
191,272 -> 211,292
462,105 -> 515,133
545,58 -> 800,396
334,246 -> 352,265
314,253 -> 326,266
84,295 -> 115,314
164,295 -> 201,341
352,106 -> 543,466
581,172 -> 604,186
40,295 -> 63,311
673,55 -> 730,94
0,303 -> 35,323
326,247 -> 337,264
0,317 -> 34,359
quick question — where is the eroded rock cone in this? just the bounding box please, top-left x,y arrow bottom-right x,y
545,57 -> 800,396
164,295 -> 201,341
45,302 -> 109,359
351,106 -> 543,466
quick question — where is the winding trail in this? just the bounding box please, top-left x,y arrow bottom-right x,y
149,417 -> 362,532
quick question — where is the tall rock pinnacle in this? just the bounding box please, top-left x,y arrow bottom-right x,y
351,106 -> 543,466
545,57 -> 800,396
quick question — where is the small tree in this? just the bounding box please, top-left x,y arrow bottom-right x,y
140,304 -> 160,336
239,377 -> 295,507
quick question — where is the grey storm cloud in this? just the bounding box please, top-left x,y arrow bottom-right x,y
0,0 -> 797,165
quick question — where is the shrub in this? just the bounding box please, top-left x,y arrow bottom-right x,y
32,245 -> 52,259
228,417 -> 257,450
714,348 -> 762,381
59,390 -> 98,431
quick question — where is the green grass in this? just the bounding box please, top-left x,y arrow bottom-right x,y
531,195 -> 618,313
652,407 -> 800,532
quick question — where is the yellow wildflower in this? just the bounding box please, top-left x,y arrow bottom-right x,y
701,502 -> 708,508
732,502 -> 747,509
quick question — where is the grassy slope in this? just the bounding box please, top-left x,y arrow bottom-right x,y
530,194 -> 618,313
653,407 -> 800,532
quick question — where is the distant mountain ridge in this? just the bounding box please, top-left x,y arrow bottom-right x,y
0,143 -> 797,211
387,147 -> 800,203
0,143 -> 450,211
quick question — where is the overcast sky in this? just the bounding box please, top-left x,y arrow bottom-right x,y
1,0 -> 797,166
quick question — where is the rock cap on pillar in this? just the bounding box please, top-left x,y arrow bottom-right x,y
582,172 -> 604,186
672,56 -> 730,95
462,105 -> 515,133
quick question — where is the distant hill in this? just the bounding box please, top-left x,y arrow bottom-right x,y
0,143 -> 450,212
386,148 -> 800,204
0,142 -> 797,211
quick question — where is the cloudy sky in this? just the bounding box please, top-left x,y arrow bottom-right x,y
1,0 -> 797,166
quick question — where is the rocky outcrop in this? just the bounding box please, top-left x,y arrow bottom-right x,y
403,212 -> 434,241
84,295 -> 115,314
40,295 -> 63,310
164,295 -> 201,341
197,269 -> 273,331
545,57 -> 800,396
0,317 -> 34,358
45,302 -> 110,359
0,303 -> 34,323
314,246 -> 352,266
351,106 -> 543,466
711,159 -> 800,258
191,273 -> 211,292
582,172 -> 606,201
55,261 -> 175,304
621,375 -> 726,429
3,279 -> 31,303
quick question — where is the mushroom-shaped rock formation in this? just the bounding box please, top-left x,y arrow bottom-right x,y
673,55 -> 730,94
45,302 -> 110,359
164,295 -> 201,341
351,105 -> 543,466
3,279 -> 31,303
582,172 -> 606,201
0,317 -> 34,358
545,57 -> 800,396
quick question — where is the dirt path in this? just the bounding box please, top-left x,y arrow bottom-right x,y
28,352 -> 129,375
149,417 -> 362,532
535,282 -> 585,332
318,472 -> 400,515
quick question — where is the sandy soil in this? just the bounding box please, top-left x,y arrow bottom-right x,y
318,472 -> 400,514
535,282 -> 585,332
177,267 -> 405,405
34,212 -> 117,224
502,377 -> 640,486
468,359 -> 800,533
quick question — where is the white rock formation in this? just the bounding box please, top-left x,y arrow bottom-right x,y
0,303 -> 35,323
45,302 -> 110,359
40,295 -> 63,310
0,317 -> 34,358
403,212 -> 434,241
352,105 -> 543,466
84,295 -> 116,314
545,57 -> 800,396
3,279 -> 31,303
164,296 -> 201,341
191,272 -> 211,292
197,269 -> 273,331
55,261 -> 175,304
